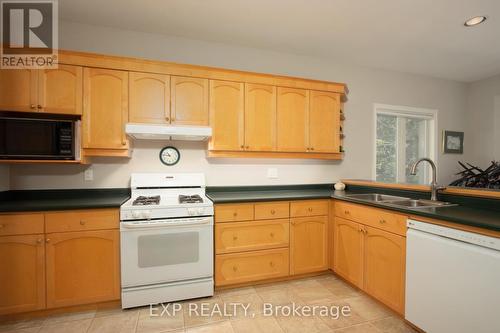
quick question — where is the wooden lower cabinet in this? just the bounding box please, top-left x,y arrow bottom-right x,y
215,219 -> 289,254
333,202 -> 407,315
290,216 -> 328,275
363,226 -> 405,314
45,230 -> 120,308
215,248 -> 289,286
334,217 -> 364,288
0,234 -> 46,315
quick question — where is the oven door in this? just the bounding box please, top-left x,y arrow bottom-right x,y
120,217 -> 213,288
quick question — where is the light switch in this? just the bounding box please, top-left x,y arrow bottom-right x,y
84,168 -> 94,181
267,168 -> 278,179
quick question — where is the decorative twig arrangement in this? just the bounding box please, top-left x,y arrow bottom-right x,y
449,161 -> 500,189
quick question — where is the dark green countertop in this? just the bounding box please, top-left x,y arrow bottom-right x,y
0,188 -> 130,212
207,184 -> 500,233
206,184 -> 334,203
332,189 -> 500,233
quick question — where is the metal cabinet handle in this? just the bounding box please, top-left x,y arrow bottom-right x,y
233,266 -> 238,272
308,207 -> 313,212
80,220 -> 86,225
36,238 -> 43,244
166,117 -> 170,122
46,239 -> 51,243
37,105 -> 43,109
344,210 -> 350,215
240,145 -> 244,149
233,212 -> 238,217
0,224 -> 4,229
245,146 -> 249,149
379,219 -> 386,224
30,104 -> 36,109
271,210 -> 276,215
269,261 -> 275,267
233,235 -> 238,241
270,232 -> 274,238
310,147 -> 314,151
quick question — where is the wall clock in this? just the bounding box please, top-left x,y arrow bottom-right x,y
159,146 -> 180,166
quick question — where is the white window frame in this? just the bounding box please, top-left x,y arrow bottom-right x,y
373,103 -> 438,184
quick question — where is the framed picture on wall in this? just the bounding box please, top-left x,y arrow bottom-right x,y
443,130 -> 464,154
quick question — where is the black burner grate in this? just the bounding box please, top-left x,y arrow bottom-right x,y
132,195 -> 161,206
179,194 -> 204,204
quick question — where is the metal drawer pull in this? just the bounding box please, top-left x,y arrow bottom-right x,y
46,239 -> 51,243
269,261 -> 274,267
233,266 -> 238,272
379,219 -> 386,224
233,235 -> 238,241
233,212 -> 238,217
80,220 -> 86,225
270,232 -> 274,238
308,207 -> 313,212
0,224 -> 4,229
36,238 -> 43,244
271,210 -> 276,214
344,210 -> 350,215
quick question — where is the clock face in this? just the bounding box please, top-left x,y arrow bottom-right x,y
159,147 -> 180,166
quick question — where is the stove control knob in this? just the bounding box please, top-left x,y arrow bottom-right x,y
141,210 -> 152,219
132,211 -> 141,219
188,208 -> 196,216
197,208 -> 205,215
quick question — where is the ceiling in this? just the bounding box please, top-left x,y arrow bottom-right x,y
59,0 -> 500,82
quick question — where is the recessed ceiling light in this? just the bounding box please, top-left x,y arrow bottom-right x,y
464,16 -> 487,27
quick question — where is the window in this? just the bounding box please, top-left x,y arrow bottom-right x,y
374,104 -> 437,184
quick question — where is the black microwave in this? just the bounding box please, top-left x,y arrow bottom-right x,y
0,115 -> 78,160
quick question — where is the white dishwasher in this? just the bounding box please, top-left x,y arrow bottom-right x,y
406,219 -> 500,333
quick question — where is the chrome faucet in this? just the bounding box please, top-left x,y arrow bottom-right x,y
410,158 -> 445,201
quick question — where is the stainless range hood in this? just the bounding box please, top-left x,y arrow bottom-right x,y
125,123 -> 212,141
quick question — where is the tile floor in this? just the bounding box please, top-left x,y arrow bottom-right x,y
0,273 -> 417,333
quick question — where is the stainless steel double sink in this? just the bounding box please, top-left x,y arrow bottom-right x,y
344,193 -> 457,209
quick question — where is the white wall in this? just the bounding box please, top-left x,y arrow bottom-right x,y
8,21 -> 468,189
0,165 -> 10,191
465,74 -> 500,166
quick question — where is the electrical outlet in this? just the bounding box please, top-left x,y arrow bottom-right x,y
267,168 -> 278,179
84,168 -> 93,181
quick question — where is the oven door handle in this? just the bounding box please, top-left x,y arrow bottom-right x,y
121,218 -> 212,229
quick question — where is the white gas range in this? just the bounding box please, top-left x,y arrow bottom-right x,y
120,173 -> 214,309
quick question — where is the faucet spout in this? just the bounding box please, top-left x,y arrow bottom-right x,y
410,158 -> 443,201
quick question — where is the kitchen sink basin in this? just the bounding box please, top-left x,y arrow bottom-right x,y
345,193 -> 409,202
387,199 -> 457,209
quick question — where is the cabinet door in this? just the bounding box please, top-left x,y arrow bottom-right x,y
309,91 -> 340,153
171,76 -> 208,125
83,68 -> 129,150
129,72 -> 170,124
364,226 -> 406,314
276,87 -> 309,152
334,217 -> 363,288
45,230 -> 120,308
0,69 -> 37,112
0,234 -> 45,315
244,83 -> 276,151
38,65 -> 83,115
290,216 -> 328,275
209,80 -> 244,150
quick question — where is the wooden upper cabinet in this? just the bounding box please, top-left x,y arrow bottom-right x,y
83,68 -> 129,150
129,72 -> 170,124
276,87 -> 309,152
290,216 -> 328,275
45,230 -> 120,308
171,76 -> 208,125
0,234 -> 45,315
334,217 -> 364,288
38,65 -> 83,115
363,225 -> 406,314
0,69 -> 37,112
209,80 -> 244,151
244,83 -> 276,151
309,91 -> 340,153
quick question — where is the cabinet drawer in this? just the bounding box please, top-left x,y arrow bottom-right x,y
45,209 -> 119,233
215,204 -> 254,223
290,200 -> 329,217
215,248 -> 289,286
254,202 -> 289,220
215,219 -> 289,254
335,201 -> 406,236
0,213 -> 44,236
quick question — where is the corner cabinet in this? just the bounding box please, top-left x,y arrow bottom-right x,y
82,68 -> 129,157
